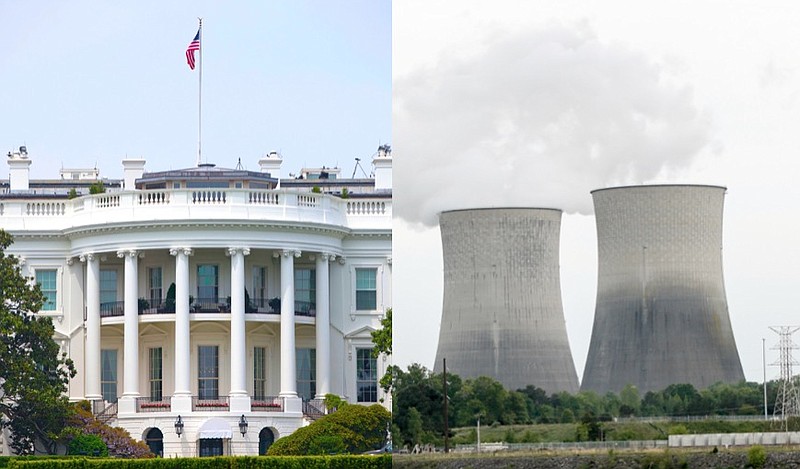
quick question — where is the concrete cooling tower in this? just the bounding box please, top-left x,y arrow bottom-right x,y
581,185 -> 744,394
433,208 -> 579,394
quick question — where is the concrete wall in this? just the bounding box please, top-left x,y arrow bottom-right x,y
434,208 -> 579,393
582,185 -> 744,394
669,431 -> 800,447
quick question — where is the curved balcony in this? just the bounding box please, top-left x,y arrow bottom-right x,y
98,300 -> 316,318
0,189 -> 391,233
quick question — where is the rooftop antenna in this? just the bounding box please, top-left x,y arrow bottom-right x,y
351,157 -> 369,178
235,158 -> 244,170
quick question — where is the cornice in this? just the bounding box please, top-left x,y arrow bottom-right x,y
63,219 -> 357,240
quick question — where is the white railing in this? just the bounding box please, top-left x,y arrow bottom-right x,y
347,200 -> 386,215
26,202 -> 66,216
0,189 -> 390,232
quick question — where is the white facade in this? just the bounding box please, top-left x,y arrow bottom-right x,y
0,149 -> 392,457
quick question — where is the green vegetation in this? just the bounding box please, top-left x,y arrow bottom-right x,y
66,188 -> 78,199
0,230 -> 77,454
88,181 -> 105,194
66,435 -> 107,457
4,455 -> 391,468
748,445 -> 767,468
393,363 -> 784,448
370,309 -> 392,395
267,404 -> 390,455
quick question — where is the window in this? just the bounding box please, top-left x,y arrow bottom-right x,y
101,349 -> 118,403
148,267 -> 162,306
294,268 -> 315,313
35,269 -> 57,311
198,345 -> 219,399
100,269 -> 118,313
296,348 -> 316,401
197,265 -> 219,302
149,347 -> 163,400
199,439 -> 223,457
172,182 -> 181,189
355,268 -> 377,310
254,346 -> 266,400
356,348 -> 378,403
252,267 -> 266,308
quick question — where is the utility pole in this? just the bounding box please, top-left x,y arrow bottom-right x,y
443,358 -> 449,453
763,337 -> 768,420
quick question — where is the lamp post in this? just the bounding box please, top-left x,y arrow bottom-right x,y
239,414 -> 248,437
174,415 -> 184,437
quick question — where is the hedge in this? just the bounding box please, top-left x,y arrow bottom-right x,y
267,404 -> 391,455
5,455 -> 390,469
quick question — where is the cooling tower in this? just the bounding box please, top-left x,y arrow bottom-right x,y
433,208 -> 579,393
581,185 -> 744,394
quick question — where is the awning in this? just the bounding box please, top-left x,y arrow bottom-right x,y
198,418 -> 232,439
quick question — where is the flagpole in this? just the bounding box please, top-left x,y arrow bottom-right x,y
197,17 -> 203,167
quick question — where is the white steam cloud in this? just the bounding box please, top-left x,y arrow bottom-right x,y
394,23 -> 712,227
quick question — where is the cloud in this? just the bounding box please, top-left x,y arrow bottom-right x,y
394,23 -> 711,227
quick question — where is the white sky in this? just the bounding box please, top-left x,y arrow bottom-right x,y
394,0 -> 800,385
0,1 -> 390,178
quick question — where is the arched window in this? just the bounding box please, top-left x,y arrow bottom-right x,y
259,427 -> 276,455
145,428 -> 163,457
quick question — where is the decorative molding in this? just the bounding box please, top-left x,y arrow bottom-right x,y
65,257 -> 74,266
169,247 -> 194,257
386,256 -> 392,265
226,247 -> 251,257
281,249 -> 301,258
116,249 -> 139,259
337,256 -> 347,265
79,253 -> 95,263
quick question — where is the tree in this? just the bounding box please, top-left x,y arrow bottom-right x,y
371,308 -> 392,394
0,230 -> 76,454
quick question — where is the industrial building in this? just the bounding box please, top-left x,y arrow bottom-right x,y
433,208 -> 579,394
581,184 -> 744,394
0,146 -> 392,457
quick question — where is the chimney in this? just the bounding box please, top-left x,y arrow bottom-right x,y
8,146 -> 32,191
122,158 -> 146,190
258,151 -> 282,179
372,145 -> 392,190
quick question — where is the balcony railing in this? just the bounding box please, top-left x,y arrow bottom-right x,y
99,300 -> 316,318
136,396 -> 172,412
251,396 -> 284,412
100,301 -> 124,317
0,189 -> 391,232
192,396 -> 230,411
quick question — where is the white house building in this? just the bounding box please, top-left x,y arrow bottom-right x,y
0,145 -> 392,457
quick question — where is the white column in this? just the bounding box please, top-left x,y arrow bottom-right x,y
170,248 -> 193,412
278,249 -> 300,398
228,247 -> 250,412
315,253 -> 332,398
81,253 -> 102,401
118,250 -> 140,414
120,250 -> 140,396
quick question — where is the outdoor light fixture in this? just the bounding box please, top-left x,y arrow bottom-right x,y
239,414 -> 248,436
174,415 -> 184,437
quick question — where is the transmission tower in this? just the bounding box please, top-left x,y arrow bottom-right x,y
770,326 -> 800,430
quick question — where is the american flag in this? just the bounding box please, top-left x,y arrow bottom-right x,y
186,29 -> 200,70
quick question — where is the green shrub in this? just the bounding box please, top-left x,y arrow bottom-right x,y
748,445 -> 767,468
89,182 -> 105,194
267,404 -> 390,455
67,189 -> 78,199
67,434 -> 108,457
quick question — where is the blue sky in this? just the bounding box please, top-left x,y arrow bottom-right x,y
0,1 -> 390,178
